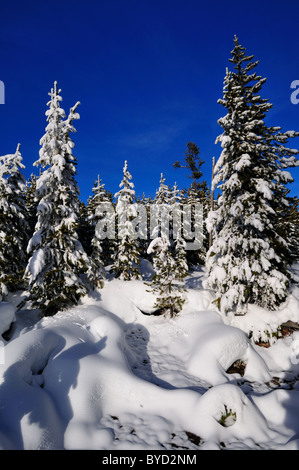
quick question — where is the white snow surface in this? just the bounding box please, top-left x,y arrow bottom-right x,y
1,264 -> 299,450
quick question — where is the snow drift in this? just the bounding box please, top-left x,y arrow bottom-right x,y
0,267 -> 299,450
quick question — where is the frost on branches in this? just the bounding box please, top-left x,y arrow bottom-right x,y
0,144 -> 30,298
25,82 -> 98,316
204,37 -> 299,316
112,161 -> 141,281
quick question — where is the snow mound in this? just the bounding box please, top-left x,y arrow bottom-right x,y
186,313 -> 271,386
0,301 -> 15,336
1,274 -> 299,450
194,383 -> 277,448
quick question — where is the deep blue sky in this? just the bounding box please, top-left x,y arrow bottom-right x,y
0,0 -> 299,202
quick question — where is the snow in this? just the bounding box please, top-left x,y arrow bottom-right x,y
25,248 -> 45,281
0,265 -> 299,450
0,302 -> 15,336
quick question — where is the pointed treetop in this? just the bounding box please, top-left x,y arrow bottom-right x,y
53,81 -> 60,94
16,143 -> 21,153
47,81 -> 63,108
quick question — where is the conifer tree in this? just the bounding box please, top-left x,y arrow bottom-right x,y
174,237 -> 189,283
169,181 -> 181,206
183,184 -> 206,267
154,173 -> 171,205
147,235 -> 185,317
88,174 -> 115,275
25,82 -> 98,316
87,174 -> 114,219
137,192 -> 151,260
25,173 -> 38,238
76,198 -> 93,255
174,142 -> 209,266
112,161 -> 141,280
174,141 -> 205,190
205,37 -> 299,315
0,144 -> 30,298
169,182 -> 189,280
277,189 -> 299,264
151,173 -> 172,241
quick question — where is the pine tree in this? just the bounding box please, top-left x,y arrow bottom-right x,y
76,198 -> 93,255
0,144 -> 30,297
169,181 -> 181,205
151,173 -> 172,241
88,174 -> 115,275
112,161 -> 141,281
169,182 -> 189,280
137,192 -> 152,260
174,237 -> 189,283
154,173 -> 171,205
204,37 -> 299,315
147,235 -> 185,317
276,189 -> 299,264
25,173 -> 38,238
173,142 -> 204,189
87,174 -> 114,220
25,82 -> 98,316
174,142 -> 209,266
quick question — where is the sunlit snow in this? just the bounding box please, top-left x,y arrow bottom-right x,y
0,263 -> 299,450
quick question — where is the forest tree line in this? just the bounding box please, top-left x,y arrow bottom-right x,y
0,36 -> 299,318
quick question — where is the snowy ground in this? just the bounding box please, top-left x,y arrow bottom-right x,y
1,261 -> 299,450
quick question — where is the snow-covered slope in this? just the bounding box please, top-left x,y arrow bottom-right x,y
1,264 -> 299,450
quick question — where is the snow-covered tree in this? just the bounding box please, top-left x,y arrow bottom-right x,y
25,173 -> 38,238
154,173 -> 171,205
137,192 -> 152,259
174,142 -> 209,266
182,184 -> 206,267
204,37 -> 299,315
174,237 -> 189,283
87,174 -> 114,219
169,183 -> 189,280
276,189 -> 299,264
88,174 -> 115,276
25,82 -> 98,316
0,144 -> 30,297
112,161 -> 141,280
151,173 -> 173,241
169,181 -> 181,205
76,198 -> 92,255
147,236 -> 185,317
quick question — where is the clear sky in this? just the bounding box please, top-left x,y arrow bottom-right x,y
0,0 -> 299,202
